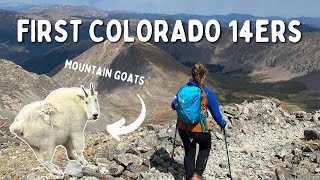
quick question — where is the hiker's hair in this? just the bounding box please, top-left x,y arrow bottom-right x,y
192,63 -> 206,88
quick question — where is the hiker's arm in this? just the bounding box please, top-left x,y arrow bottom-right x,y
171,96 -> 178,110
206,89 -> 227,128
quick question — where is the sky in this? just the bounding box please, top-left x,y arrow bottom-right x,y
2,0 -> 320,18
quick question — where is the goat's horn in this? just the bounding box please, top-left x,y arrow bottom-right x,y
90,82 -> 94,95
81,85 -> 88,97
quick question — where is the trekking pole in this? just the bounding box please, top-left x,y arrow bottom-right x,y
168,124 -> 178,173
171,125 -> 178,160
223,128 -> 233,180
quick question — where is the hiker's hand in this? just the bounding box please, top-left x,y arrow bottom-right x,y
220,119 -> 227,129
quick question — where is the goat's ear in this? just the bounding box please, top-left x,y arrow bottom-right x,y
77,94 -> 85,100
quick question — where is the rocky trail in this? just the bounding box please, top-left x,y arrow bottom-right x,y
0,99 -> 320,180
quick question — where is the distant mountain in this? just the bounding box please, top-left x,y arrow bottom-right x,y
0,8 -> 97,71
21,40 -> 95,74
0,2 -> 39,11
1,5 -> 319,82
23,5 -> 108,20
107,12 -> 320,32
151,30 -> 320,83
294,17 -> 320,28
52,39 -> 222,131
0,5 -> 319,88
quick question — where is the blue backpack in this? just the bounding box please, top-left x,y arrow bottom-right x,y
176,85 -> 207,132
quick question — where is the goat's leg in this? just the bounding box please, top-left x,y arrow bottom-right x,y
32,145 -> 63,176
71,133 -> 88,166
64,138 -> 77,160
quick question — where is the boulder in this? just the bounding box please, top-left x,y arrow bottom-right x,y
24,173 -> 46,180
64,161 -> 84,177
275,166 -> 286,180
139,168 -> 175,180
115,153 -> 143,167
304,125 -> 320,140
122,170 -> 139,179
312,112 -> 320,121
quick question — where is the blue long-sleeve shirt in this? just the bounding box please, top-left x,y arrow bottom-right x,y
171,79 -> 226,128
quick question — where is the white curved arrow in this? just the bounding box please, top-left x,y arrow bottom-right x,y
106,94 -> 146,141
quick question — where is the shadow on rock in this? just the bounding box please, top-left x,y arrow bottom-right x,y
150,147 -> 185,180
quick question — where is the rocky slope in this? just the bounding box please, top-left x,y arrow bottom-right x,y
1,99 -> 319,179
0,59 -> 59,138
52,39 -> 222,131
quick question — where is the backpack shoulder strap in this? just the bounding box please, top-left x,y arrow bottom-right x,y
200,88 -> 209,133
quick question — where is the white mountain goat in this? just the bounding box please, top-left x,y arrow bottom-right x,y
10,83 -> 100,176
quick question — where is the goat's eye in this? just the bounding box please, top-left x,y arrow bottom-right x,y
95,99 -> 97,102
85,101 -> 88,104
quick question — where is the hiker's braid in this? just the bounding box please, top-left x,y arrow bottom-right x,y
192,63 -> 206,89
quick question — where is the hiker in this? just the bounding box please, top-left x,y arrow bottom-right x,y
171,63 -> 227,180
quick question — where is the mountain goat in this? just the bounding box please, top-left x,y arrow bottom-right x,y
10,83 -> 100,176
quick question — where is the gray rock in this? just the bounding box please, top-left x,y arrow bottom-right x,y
24,173 -> 46,180
146,124 -> 160,132
136,141 -> 154,153
315,155 -> 320,164
156,147 -> 168,155
67,177 -> 77,180
108,163 -> 124,176
158,131 -> 170,139
95,158 -> 124,176
151,155 -> 165,166
85,164 -> 99,172
295,111 -> 312,121
139,168 -> 175,180
122,170 -> 139,179
46,174 -> 64,180
95,158 -> 111,167
219,162 -> 228,169
312,112 -> 320,121
105,146 -> 119,160
127,147 -> 141,156
275,166 -> 286,180
303,146 -> 314,153
82,177 -> 100,180
141,150 -> 154,167
83,165 -> 103,179
304,125 -> 320,140
127,162 -> 138,172
64,161 -> 84,177
214,132 -> 224,140
276,149 -> 288,159
292,155 -> 302,164
116,142 -> 131,153
115,153 -> 143,167
159,153 -> 170,161
292,148 -> 301,156
98,167 -> 110,175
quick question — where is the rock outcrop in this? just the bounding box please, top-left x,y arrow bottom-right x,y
1,98 -> 319,179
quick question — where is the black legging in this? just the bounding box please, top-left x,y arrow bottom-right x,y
179,128 -> 211,180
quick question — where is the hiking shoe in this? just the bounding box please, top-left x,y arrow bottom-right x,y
192,173 -> 205,180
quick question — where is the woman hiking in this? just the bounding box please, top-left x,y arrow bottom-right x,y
171,63 -> 227,180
